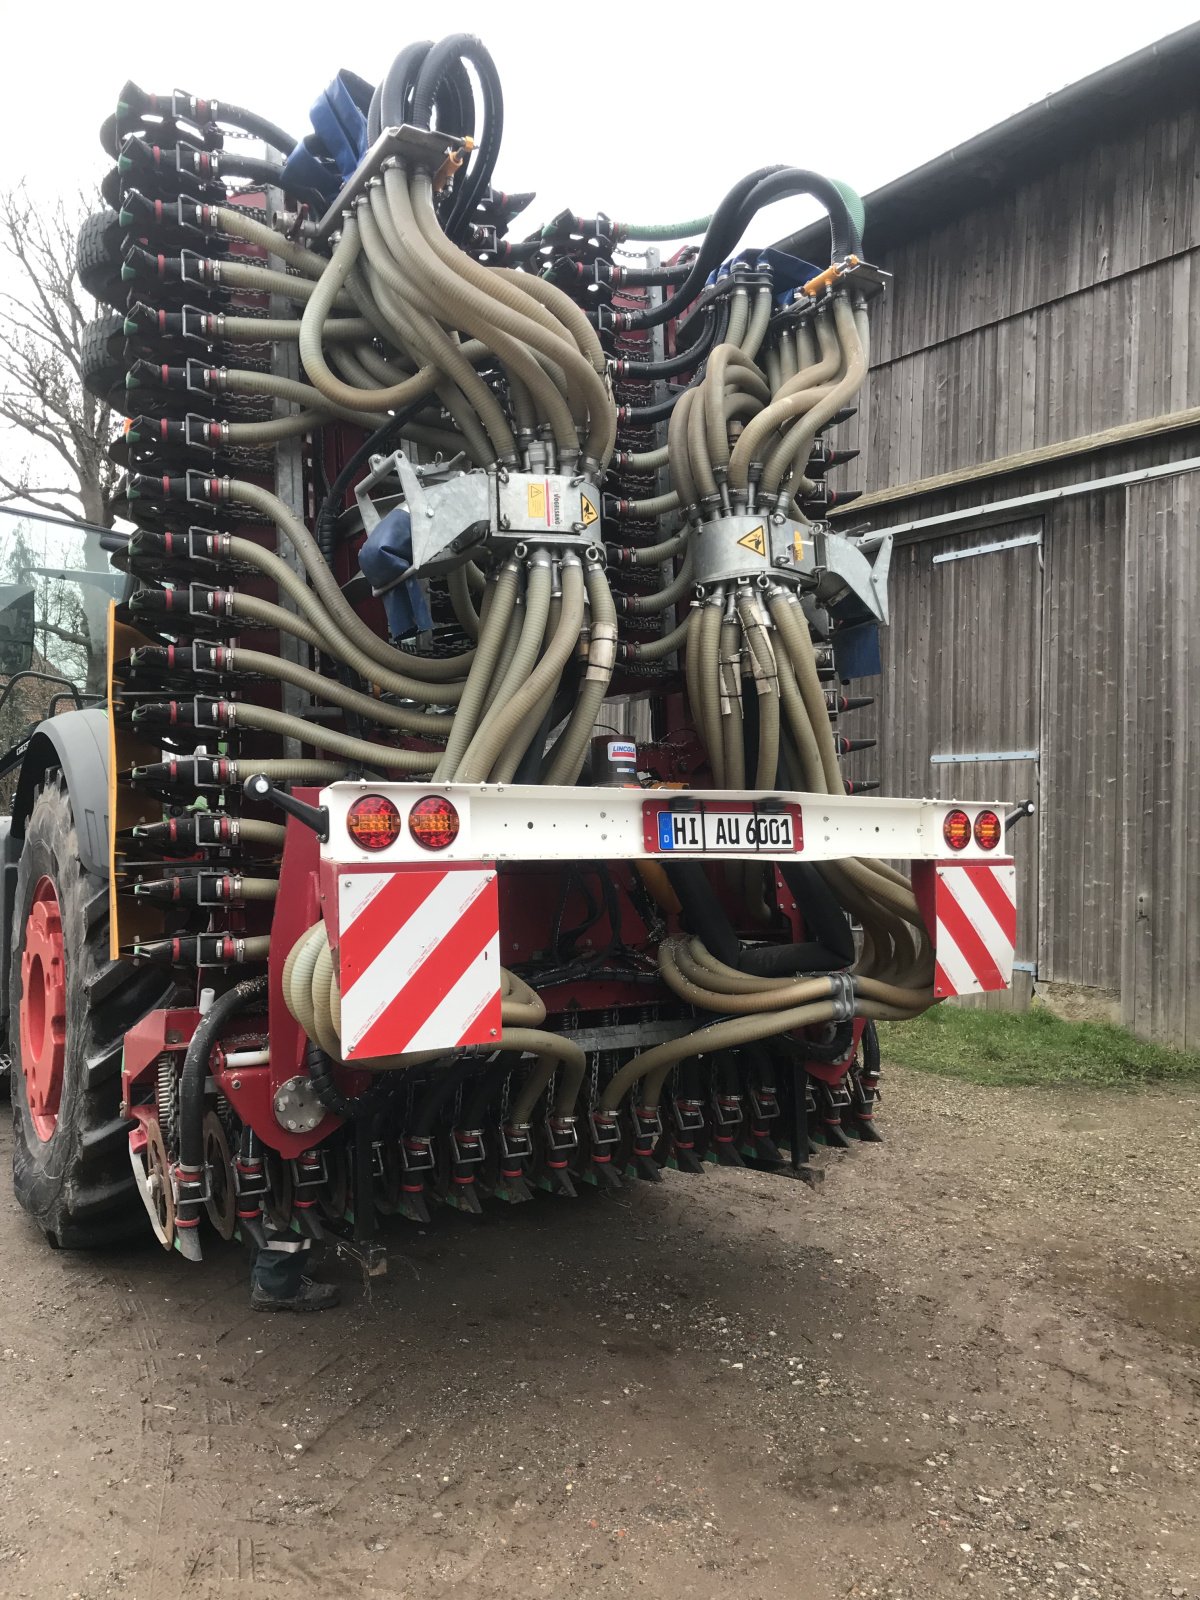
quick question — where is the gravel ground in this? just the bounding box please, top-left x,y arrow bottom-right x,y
0,1065 -> 1198,1599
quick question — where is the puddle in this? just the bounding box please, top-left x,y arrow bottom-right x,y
1063,1267 -> 1200,1348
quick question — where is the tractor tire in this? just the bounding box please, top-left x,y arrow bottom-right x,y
80,313 -> 126,408
75,208 -> 126,310
10,775 -> 172,1249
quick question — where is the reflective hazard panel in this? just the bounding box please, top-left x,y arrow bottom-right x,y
337,866 -> 502,1060
913,860 -> 1017,997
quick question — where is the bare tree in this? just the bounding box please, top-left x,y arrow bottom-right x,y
0,186 -> 118,692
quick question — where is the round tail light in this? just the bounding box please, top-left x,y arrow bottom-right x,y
346,793 -> 402,852
943,809 -> 971,851
973,809 -> 1002,850
408,795 -> 460,851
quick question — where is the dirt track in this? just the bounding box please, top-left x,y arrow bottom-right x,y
1,1066 -> 1198,1600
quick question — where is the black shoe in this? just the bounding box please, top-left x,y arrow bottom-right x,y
251,1276 -> 341,1313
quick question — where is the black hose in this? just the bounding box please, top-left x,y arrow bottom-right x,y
213,103 -> 298,156
371,40 -> 433,138
411,34 -> 497,128
620,166 -> 862,332
615,165 -> 785,331
179,976 -> 268,1170
792,1018 -> 855,1063
620,387 -> 689,423
304,1040 -> 396,1120
220,151 -> 285,185
617,261 -> 692,287
664,862 -> 741,966
665,859 -> 852,976
779,863 -> 856,966
614,306 -> 720,378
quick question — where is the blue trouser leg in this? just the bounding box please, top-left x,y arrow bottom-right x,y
250,1229 -> 311,1298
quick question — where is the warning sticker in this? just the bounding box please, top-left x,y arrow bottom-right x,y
527,481 -> 547,522
580,490 -> 599,527
737,524 -> 766,557
792,529 -> 804,562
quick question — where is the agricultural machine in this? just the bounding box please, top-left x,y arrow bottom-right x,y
3,35 -> 1018,1270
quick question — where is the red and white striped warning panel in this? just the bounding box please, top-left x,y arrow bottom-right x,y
337,867 -> 502,1060
915,860 -> 1017,997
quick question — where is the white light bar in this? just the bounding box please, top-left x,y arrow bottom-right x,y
319,783 -> 1009,868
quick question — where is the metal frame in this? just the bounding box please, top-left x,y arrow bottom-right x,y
319,781 -> 1009,867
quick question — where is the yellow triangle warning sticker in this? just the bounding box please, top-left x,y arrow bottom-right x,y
580,491 -> 599,527
737,524 -> 766,557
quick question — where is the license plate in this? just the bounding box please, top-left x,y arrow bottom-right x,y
643,801 -> 803,855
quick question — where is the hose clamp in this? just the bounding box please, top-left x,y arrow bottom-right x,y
589,1109 -> 620,1145
499,1122 -> 533,1160
828,971 -> 855,1023
711,1092 -> 742,1128
450,1128 -> 486,1166
179,248 -> 207,286
544,1114 -> 578,1152
401,1135 -> 434,1173
180,305 -> 210,345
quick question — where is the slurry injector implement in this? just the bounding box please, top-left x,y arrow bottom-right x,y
5,35 -> 1019,1267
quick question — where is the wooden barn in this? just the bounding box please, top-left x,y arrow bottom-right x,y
783,23 -> 1200,1044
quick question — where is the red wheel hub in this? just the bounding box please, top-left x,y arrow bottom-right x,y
20,877 -> 67,1142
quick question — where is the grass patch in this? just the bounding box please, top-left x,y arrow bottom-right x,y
877,1003 -> 1200,1089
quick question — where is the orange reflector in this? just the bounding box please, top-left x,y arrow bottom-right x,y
943,809 -> 971,851
408,795 -> 460,851
346,793 -> 402,852
973,809 -> 1002,850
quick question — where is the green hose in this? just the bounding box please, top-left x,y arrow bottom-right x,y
621,215 -> 712,241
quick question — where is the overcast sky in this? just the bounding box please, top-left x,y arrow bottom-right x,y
0,0 -> 1195,573
2,0 -> 1197,237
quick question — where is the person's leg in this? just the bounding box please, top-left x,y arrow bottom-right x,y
249,1229 -> 340,1312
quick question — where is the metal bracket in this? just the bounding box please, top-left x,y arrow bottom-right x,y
312,125 -> 467,243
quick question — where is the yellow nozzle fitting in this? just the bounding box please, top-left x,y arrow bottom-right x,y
433,137 -> 475,193
801,254 -> 860,299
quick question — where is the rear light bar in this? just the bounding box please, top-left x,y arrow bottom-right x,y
318,784 -> 1011,867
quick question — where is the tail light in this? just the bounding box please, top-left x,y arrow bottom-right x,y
973,809 -> 1002,850
408,795 -> 460,851
942,809 -> 971,851
346,794 -> 402,852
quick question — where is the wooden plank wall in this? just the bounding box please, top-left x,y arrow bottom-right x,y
830,99 -> 1200,1040
832,107 -> 1200,498
1037,490 -> 1127,993
1121,472 -> 1200,1045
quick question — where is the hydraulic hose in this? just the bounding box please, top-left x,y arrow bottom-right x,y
223,479 -> 474,683
542,560 -> 617,785
221,533 -> 468,703
212,207 -> 327,278
179,976 -> 268,1173
403,169 -> 615,467
298,214 -> 443,414
434,561 -> 523,780
600,997 -> 840,1112
209,104 -> 297,155
456,555 -> 585,783
625,611 -> 692,662
215,646 -> 453,738
619,543 -> 693,617
504,1029 -> 587,1126
226,703 -> 440,773
660,939 -> 835,1015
